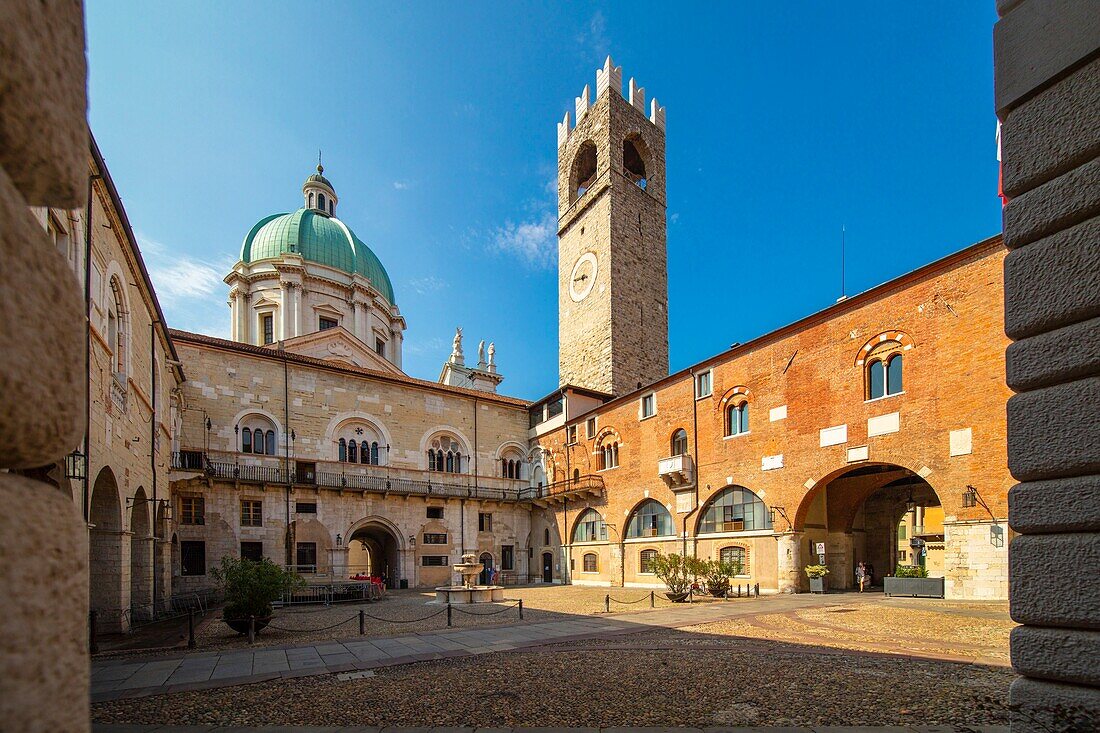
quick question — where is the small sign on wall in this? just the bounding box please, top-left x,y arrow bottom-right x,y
815,542 -> 825,555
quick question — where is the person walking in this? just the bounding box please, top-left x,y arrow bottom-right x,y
856,562 -> 868,592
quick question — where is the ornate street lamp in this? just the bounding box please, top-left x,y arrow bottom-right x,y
65,449 -> 87,481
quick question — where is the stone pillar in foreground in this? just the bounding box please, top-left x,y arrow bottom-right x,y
995,1 -> 1100,729
775,531 -> 803,593
0,3 -> 91,729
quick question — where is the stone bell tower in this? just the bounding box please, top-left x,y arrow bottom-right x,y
556,56 -> 668,396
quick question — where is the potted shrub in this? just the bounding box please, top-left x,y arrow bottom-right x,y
702,558 -> 742,597
804,564 -> 829,593
212,556 -> 303,635
648,552 -> 695,601
884,564 -> 944,598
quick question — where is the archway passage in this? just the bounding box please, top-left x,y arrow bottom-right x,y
797,463 -> 942,591
348,521 -> 401,588
479,552 -> 493,585
129,487 -> 153,622
89,467 -> 125,632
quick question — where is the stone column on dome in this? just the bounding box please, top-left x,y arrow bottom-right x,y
351,300 -> 361,342
392,328 -> 403,369
238,291 -> 251,344
279,281 -> 290,340
775,531 -> 803,593
359,297 -> 374,344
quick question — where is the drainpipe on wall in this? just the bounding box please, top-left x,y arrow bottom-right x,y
282,344 -> 292,567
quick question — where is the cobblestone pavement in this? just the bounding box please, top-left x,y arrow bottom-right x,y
95,726 -> 1011,732
92,594 -> 1013,728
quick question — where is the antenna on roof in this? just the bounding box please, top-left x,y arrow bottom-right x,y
837,225 -> 848,303
317,149 -> 323,174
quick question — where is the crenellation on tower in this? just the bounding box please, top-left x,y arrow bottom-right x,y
556,55 -> 669,396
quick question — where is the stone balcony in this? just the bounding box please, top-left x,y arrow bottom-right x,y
657,453 -> 694,488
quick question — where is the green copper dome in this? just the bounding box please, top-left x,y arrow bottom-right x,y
240,209 -> 395,305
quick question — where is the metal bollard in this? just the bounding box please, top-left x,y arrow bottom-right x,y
650,590 -> 655,608
89,610 -> 98,654
187,609 -> 196,649
248,615 -> 256,645
518,599 -> 524,620
605,594 -> 610,613
688,588 -> 693,603
359,609 -> 365,635
446,603 -> 452,627
755,583 -> 760,597
737,584 -> 742,598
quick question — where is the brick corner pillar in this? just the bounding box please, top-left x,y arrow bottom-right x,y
995,1 -> 1100,730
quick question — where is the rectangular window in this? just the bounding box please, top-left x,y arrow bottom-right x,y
240,500 -> 262,527
898,524 -> 907,540
695,370 -> 712,398
585,416 -> 597,439
180,496 -> 205,525
319,317 -> 338,331
375,337 -> 386,356
640,393 -> 656,419
262,314 -> 274,345
546,396 -> 563,419
296,542 -> 317,572
180,541 -> 206,576
501,545 -> 515,571
423,533 -> 448,545
426,506 -> 444,519
240,541 -> 263,562
421,555 -> 448,567
295,502 -> 317,514
566,425 -> 578,445
583,553 -> 598,572
478,512 -> 493,532
640,549 -> 657,574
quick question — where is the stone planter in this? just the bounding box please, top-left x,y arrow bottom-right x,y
884,576 -> 944,598
665,591 -> 690,603
808,576 -> 826,593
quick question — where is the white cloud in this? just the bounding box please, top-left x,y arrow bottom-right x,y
491,212 -> 557,269
407,276 -> 447,294
393,181 -> 410,190
404,335 -> 448,357
577,10 -> 609,57
138,233 -> 233,337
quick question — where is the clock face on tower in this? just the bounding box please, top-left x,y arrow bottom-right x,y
568,252 -> 598,302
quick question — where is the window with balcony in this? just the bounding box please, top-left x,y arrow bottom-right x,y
671,428 -> 688,456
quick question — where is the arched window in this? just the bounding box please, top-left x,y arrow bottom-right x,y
623,136 -> 647,188
318,192 -> 326,211
626,499 -> 673,538
370,441 -> 379,465
639,549 -> 658,574
308,192 -> 314,208
544,528 -> 550,545
583,553 -> 598,572
348,440 -> 358,463
573,508 -> 608,543
698,486 -> 771,533
573,468 -> 580,483
239,416 -> 277,455
671,429 -> 688,456
719,546 -> 747,575
571,141 -> 598,202
328,200 -> 333,215
598,440 -> 619,470
338,438 -> 347,462
428,435 -> 464,473
336,423 -> 386,464
726,402 -> 749,436
107,277 -> 127,377
865,340 -> 905,399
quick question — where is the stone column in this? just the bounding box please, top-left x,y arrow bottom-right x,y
827,531 -> 854,590
239,291 -> 251,344
279,281 -> 290,340
995,2 -> 1100,729
329,546 -> 349,580
351,301 -> 361,341
0,2 -> 91,727
775,531 -> 803,593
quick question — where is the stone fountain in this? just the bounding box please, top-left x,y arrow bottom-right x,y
433,552 -> 504,604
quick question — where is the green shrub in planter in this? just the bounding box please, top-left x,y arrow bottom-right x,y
647,552 -> 698,596
701,558 -> 742,597
212,556 -> 304,630
894,564 -> 929,578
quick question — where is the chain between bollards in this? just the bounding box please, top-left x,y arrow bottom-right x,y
187,609 -> 196,649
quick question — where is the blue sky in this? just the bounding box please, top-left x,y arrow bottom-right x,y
86,2 -> 1001,400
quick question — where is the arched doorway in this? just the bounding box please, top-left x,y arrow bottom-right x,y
89,467 -> 125,632
795,463 -> 943,591
347,518 -> 403,588
541,551 -> 553,583
129,487 -> 153,622
479,552 -> 493,585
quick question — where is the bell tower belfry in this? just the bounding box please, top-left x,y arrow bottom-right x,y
556,56 -> 669,396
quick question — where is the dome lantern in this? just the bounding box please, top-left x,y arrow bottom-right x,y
302,153 -> 337,216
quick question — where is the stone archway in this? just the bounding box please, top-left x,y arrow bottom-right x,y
129,487 -> 153,621
794,463 -> 942,591
347,517 -> 405,588
89,467 -> 127,632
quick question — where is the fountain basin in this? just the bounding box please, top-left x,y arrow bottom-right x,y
433,585 -> 504,604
